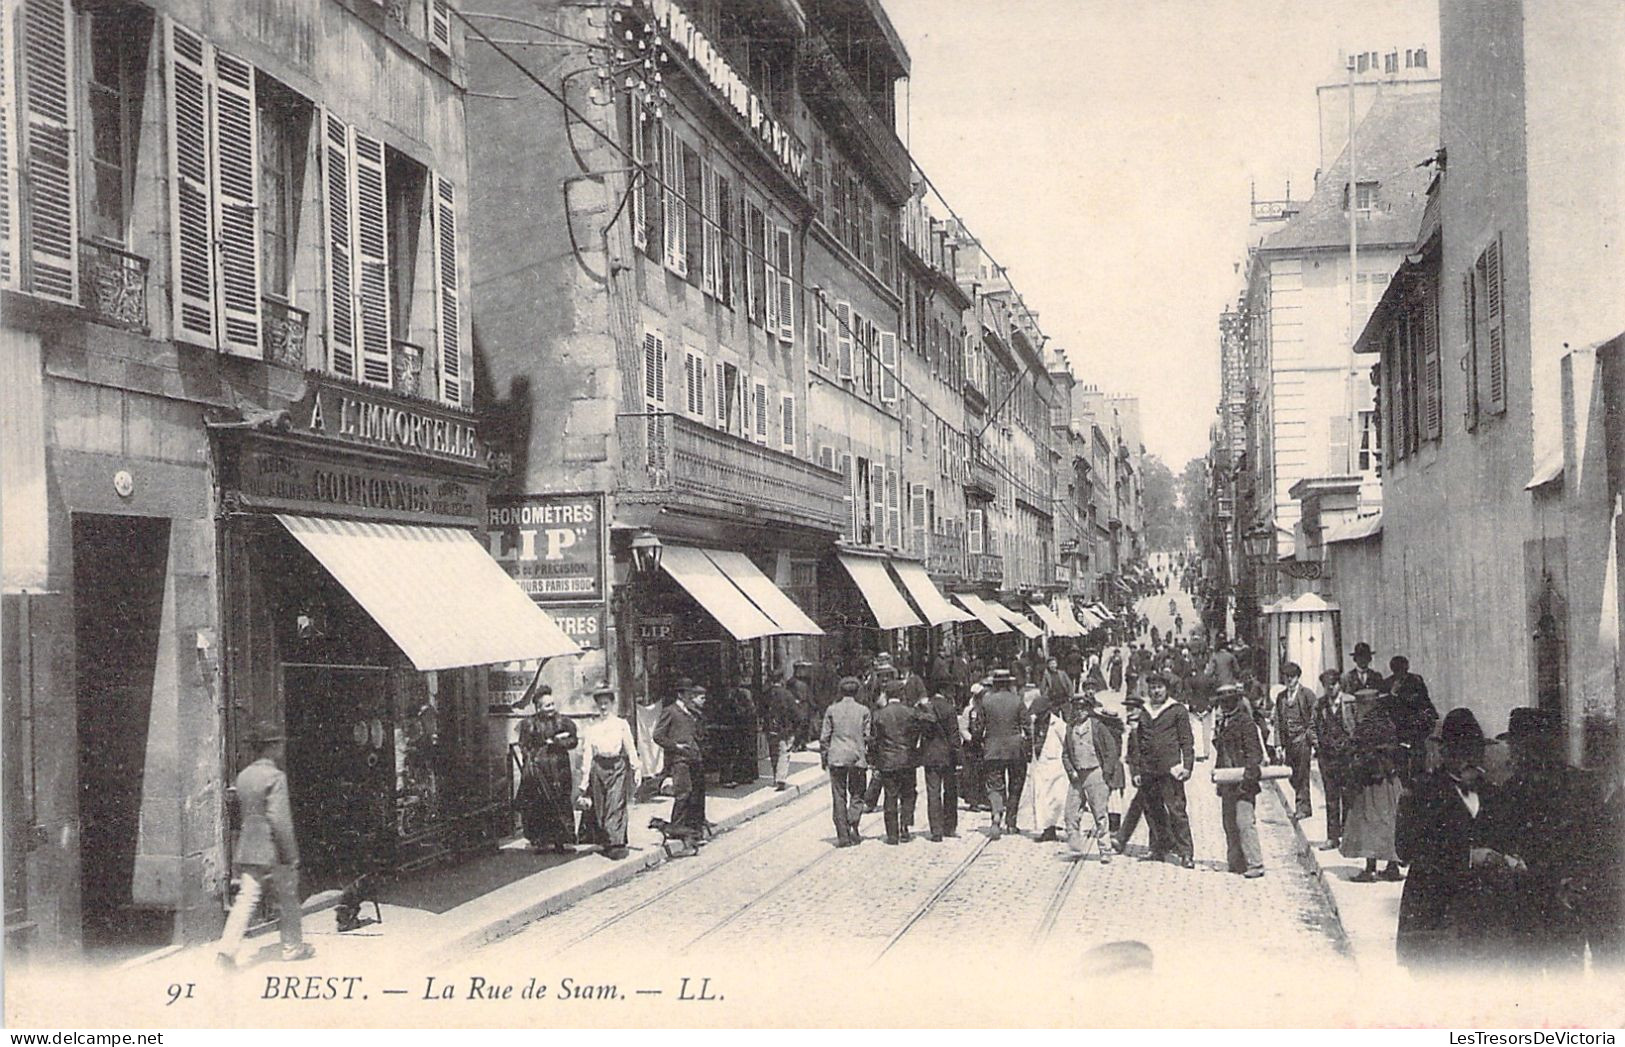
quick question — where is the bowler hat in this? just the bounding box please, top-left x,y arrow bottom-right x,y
1498,707 -> 1557,741
1440,707 -> 1487,750
990,668 -> 1016,686
247,720 -> 284,747
1351,642 -> 1374,658
675,677 -> 696,692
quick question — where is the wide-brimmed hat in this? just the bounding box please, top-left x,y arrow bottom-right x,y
1498,707 -> 1557,742
1351,642 -> 1374,658
1440,707 -> 1487,751
1354,687 -> 1382,700
591,684 -> 615,699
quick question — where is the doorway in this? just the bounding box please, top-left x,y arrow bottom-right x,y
72,513 -> 171,949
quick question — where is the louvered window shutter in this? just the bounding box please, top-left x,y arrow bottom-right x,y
428,0 -> 451,56
814,291 -> 828,368
320,111 -> 357,379
869,461 -> 884,545
819,445 -> 833,471
886,462 -> 900,548
752,379 -> 768,443
1485,234 -> 1505,414
168,21 -> 214,342
430,172 -> 463,405
1422,280 -> 1441,440
879,330 -> 898,403
211,48 -> 263,357
764,241 -> 779,335
662,126 -> 685,274
700,160 -> 717,296
715,172 -> 731,305
1462,269 -> 1478,431
968,509 -> 984,555
643,112 -> 661,257
352,131 -> 392,387
714,360 -> 727,429
0,3 -> 19,289
776,224 -> 794,342
628,95 -> 646,251
780,393 -> 795,452
841,453 -> 855,541
911,482 -> 927,558
20,0 -> 77,304
681,141 -> 701,281
1327,415 -> 1350,474
836,301 -> 853,378
643,331 -> 665,409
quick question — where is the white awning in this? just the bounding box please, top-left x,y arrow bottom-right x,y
1053,600 -> 1090,636
276,515 -> 581,671
660,544 -> 782,641
1323,512 -> 1384,545
1090,603 -> 1116,621
953,593 -> 1012,635
837,554 -> 923,631
702,549 -> 822,635
1525,447 -> 1565,490
1073,604 -> 1103,629
1028,601 -> 1068,636
892,561 -> 974,625
992,602 -> 1043,639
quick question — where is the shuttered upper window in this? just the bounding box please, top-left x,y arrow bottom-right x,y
4,0 -> 81,302
82,8 -> 150,246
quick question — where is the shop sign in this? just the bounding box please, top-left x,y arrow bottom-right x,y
648,0 -> 808,184
544,602 -> 604,649
487,493 -> 605,601
636,615 -> 674,642
293,378 -> 483,466
234,443 -> 482,525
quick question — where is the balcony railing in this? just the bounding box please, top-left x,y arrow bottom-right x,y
392,339 -> 436,400
78,239 -> 148,330
617,412 -> 847,533
965,455 -> 998,498
797,32 -> 910,202
968,552 -> 1003,585
261,297 -> 308,369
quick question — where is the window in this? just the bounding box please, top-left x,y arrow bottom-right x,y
1357,409 -> 1381,473
746,202 -> 766,325
856,456 -> 872,544
700,159 -> 717,296
714,170 -> 732,306
715,360 -> 741,435
384,147 -> 427,342
1476,234 -> 1506,415
751,378 -> 769,444
780,393 -> 795,452
775,224 -> 793,342
256,79 -> 310,298
628,94 -> 658,256
83,8 -> 150,245
682,141 -> 702,283
835,301 -> 853,379
660,125 -> 687,275
1343,181 -> 1379,213
879,329 -> 898,404
813,289 -> 829,369
683,349 -> 707,419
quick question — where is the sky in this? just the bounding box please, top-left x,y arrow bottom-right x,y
884,0 -> 1439,468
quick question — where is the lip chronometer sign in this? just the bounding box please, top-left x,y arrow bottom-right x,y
487,494 -> 604,601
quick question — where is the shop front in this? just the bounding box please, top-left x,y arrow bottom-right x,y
214,379 -> 579,892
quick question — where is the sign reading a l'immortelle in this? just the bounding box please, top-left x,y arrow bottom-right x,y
487,493 -> 604,601
293,377 -> 483,466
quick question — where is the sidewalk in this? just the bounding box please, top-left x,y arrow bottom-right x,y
130,752 -> 828,978
1293,766 -> 1405,976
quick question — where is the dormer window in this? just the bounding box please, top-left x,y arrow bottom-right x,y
1343,181 -> 1379,214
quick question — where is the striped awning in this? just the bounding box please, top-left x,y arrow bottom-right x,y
1074,604 -> 1104,629
1028,601 -> 1069,635
838,554 -> 923,631
276,515 -> 581,670
952,593 -> 1012,635
1052,600 -> 1089,637
660,544 -> 782,641
703,549 -> 822,635
992,602 -> 1043,639
892,561 -> 974,626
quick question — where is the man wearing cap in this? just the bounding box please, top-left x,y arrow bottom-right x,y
1342,642 -> 1384,696
1479,707 -> 1592,971
1128,673 -> 1195,866
1214,682 -> 1266,878
1061,690 -> 1123,860
870,682 -> 932,844
1274,662 -> 1318,821
1112,693 -> 1160,856
654,682 -> 708,847
217,722 -> 314,967
1313,669 -> 1355,851
820,677 -> 872,847
972,668 -> 1030,840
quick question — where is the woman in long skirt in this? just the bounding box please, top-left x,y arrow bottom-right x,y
1339,692 -> 1405,881
577,686 -> 643,860
515,686 -> 579,853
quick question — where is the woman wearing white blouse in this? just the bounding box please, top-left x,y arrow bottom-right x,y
577,686 -> 643,860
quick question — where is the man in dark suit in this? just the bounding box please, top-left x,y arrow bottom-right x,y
1214,683 -> 1266,878
217,721 -> 314,967
654,684 -> 708,846
916,690 -> 962,841
973,668 -> 1029,840
1342,642 -> 1384,696
1274,661 -> 1317,820
871,683 -> 931,844
1384,655 -> 1439,781
819,677 -> 871,847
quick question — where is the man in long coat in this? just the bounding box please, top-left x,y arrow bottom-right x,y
973,669 -> 1030,840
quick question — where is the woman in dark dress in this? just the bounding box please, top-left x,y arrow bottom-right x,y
515,688 -> 578,853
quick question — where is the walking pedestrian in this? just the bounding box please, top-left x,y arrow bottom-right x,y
1384,655 -> 1438,781
1214,682 -> 1266,878
654,682 -> 708,849
1027,685 -> 1072,843
871,682 -> 930,844
576,685 -> 642,860
1107,650 -> 1124,693
1342,642 -> 1383,696
763,669 -> 800,790
1274,662 -> 1316,821
959,684 -> 989,813
1114,694 -> 1157,853
1114,674 -> 1195,866
1312,669 -> 1354,851
720,668 -> 759,787
1396,708 -> 1501,969
973,668 -> 1029,840
1062,691 -> 1123,862
515,687 -> 579,853
1340,689 -> 1405,882
820,677 -> 872,848
917,691 -> 962,841
216,721 -> 314,968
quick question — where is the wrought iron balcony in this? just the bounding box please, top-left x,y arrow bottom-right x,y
78,239 -> 148,330
968,552 -> 1003,585
261,297 -> 309,369
392,339 -> 435,400
797,31 -> 910,203
617,412 -> 847,533
965,455 -> 998,499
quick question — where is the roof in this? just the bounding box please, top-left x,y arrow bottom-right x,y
1324,512 -> 1384,545
1262,92 -> 1440,254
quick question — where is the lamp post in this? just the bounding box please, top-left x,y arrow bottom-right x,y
629,529 -> 663,580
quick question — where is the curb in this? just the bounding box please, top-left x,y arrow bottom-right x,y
422,769 -> 827,963
1267,779 -> 1353,959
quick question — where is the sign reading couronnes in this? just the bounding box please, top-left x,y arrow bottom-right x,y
487,494 -> 605,602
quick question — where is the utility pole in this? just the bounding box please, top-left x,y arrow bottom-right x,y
1345,53 -> 1360,476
